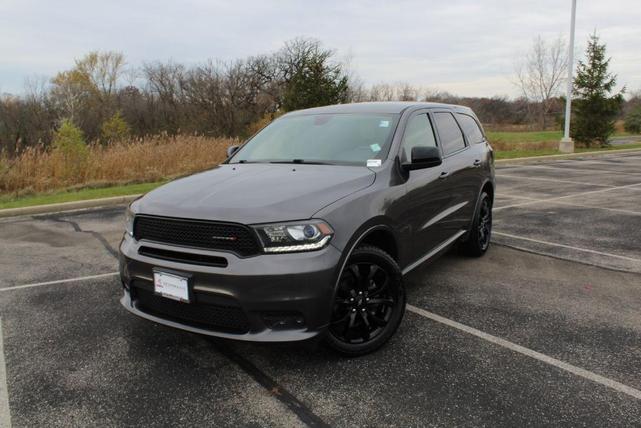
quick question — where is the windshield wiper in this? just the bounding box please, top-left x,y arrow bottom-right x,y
269,159 -> 334,165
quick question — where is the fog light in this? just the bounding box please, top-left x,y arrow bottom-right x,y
262,312 -> 306,330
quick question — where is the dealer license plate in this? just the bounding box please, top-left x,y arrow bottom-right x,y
153,271 -> 190,302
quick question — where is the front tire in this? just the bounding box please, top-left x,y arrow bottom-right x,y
460,191 -> 492,257
325,246 -> 405,356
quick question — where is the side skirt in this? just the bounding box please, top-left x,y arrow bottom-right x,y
401,230 -> 466,275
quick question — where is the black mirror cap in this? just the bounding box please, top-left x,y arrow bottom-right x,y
406,146 -> 442,170
226,145 -> 240,158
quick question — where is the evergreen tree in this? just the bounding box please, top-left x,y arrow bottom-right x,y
571,33 -> 624,146
279,39 -> 349,112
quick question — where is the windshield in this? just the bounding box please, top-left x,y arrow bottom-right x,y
229,113 -> 400,165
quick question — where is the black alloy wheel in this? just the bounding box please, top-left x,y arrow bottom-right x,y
478,196 -> 492,251
460,191 -> 492,257
325,246 -> 405,356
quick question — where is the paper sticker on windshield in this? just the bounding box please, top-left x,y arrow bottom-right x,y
370,143 -> 381,152
367,159 -> 382,167
379,120 -> 390,128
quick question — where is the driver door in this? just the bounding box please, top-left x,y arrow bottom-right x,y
398,112 -> 452,266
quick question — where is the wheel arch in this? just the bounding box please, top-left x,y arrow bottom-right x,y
464,178 -> 495,238
323,219 -> 401,327
481,179 -> 494,204
341,218 -> 400,261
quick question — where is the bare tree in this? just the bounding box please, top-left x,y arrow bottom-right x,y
75,51 -> 126,100
365,82 -> 421,102
50,69 -> 92,122
514,35 -> 568,129
24,75 -> 50,103
368,83 -> 396,101
142,61 -> 187,133
398,83 -> 419,101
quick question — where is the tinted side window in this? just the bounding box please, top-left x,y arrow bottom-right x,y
401,114 -> 437,161
434,112 -> 466,155
456,113 -> 484,144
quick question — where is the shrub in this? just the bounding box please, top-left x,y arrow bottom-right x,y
52,119 -> 89,181
624,107 -> 641,134
101,111 -> 131,142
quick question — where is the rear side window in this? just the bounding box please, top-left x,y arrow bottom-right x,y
456,113 -> 485,144
401,114 -> 437,162
433,112 -> 466,155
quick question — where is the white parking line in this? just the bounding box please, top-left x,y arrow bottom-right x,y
493,231 -> 641,263
516,164 -> 641,177
0,272 -> 119,292
494,182 -> 641,211
0,318 -> 12,428
495,194 -> 641,216
547,200 -> 641,216
406,305 -> 641,401
496,193 -> 543,201
496,174 -> 615,188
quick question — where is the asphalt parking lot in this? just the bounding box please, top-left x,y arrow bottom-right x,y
1,151 -> 640,427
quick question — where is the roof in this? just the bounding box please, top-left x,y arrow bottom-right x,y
284,101 -> 473,116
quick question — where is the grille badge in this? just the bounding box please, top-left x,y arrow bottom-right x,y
211,235 -> 237,241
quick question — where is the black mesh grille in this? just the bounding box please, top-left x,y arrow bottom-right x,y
134,215 -> 261,257
134,288 -> 249,334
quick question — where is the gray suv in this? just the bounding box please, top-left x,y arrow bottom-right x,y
119,102 -> 495,355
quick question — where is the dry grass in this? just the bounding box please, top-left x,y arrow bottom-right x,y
0,135 -> 237,196
614,120 -> 626,134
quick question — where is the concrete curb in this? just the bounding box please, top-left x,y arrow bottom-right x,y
495,147 -> 641,165
1,147 -> 640,219
0,194 -> 141,219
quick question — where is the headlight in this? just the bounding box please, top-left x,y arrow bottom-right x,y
124,206 -> 134,237
253,220 -> 334,253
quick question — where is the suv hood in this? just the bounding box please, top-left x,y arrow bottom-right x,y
137,164 -> 375,224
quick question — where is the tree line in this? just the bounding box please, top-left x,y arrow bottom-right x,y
1,36 -> 638,155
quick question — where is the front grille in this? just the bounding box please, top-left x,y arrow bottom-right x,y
134,288 -> 250,334
134,215 -> 261,257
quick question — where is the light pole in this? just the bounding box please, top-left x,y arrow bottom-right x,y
560,0 -> 577,153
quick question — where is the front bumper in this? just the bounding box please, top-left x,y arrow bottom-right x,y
119,234 -> 342,342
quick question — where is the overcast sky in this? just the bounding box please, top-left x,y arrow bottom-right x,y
1,0 -> 639,98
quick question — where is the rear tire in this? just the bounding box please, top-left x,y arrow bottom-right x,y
324,246 -> 405,357
460,191 -> 492,257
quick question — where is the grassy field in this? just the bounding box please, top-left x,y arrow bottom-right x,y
486,130 -> 563,143
0,181 -> 166,209
494,143 -> 641,159
487,129 -> 640,158
486,129 -> 633,144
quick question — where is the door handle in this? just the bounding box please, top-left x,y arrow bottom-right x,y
439,171 -> 450,179
473,159 -> 482,167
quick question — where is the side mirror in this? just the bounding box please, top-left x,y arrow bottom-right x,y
226,145 -> 240,158
405,146 -> 442,170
